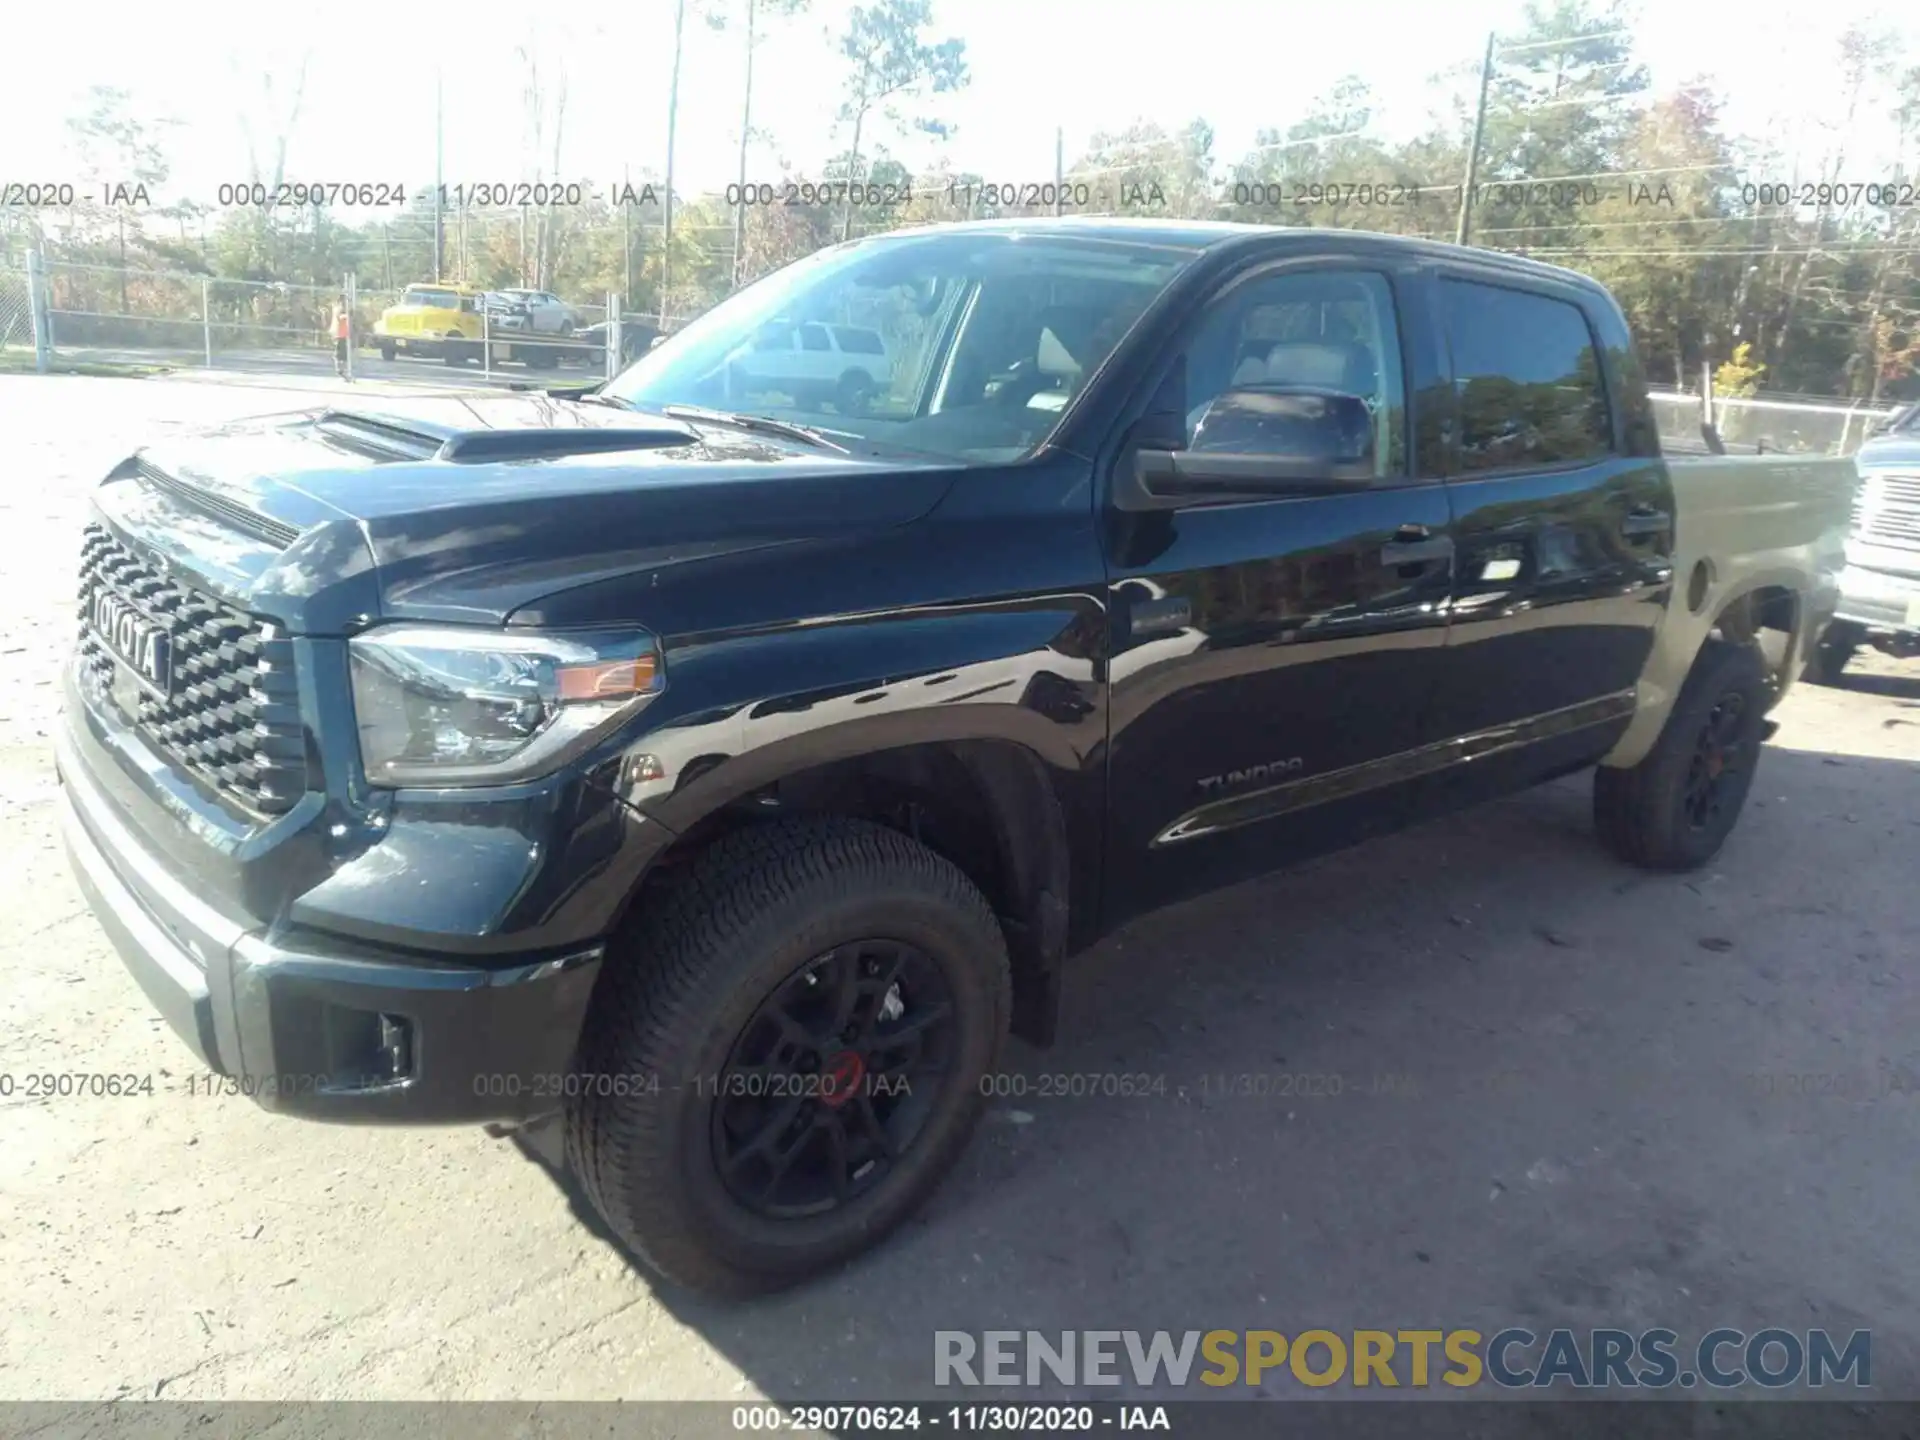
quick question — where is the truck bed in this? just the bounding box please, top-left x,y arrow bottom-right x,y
1604,453 -> 1855,767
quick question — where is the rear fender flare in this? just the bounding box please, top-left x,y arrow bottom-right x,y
1604,564 -> 1809,769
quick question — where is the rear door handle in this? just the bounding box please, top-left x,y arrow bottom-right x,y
1621,507 -> 1671,539
1380,525 -> 1454,568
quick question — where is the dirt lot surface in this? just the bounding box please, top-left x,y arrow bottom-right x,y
2,373 -> 1917,1406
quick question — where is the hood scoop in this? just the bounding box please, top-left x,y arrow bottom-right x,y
131,457 -> 303,548
312,408 -> 697,465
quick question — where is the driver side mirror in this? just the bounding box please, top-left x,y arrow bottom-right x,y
1114,386 -> 1378,512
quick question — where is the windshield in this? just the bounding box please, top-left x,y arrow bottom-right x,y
601,230 -> 1201,463
402,288 -> 459,308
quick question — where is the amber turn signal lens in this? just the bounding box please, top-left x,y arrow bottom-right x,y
556,654 -> 657,702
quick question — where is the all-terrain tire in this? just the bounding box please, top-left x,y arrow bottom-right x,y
564,816 -> 1011,1296
836,369 -> 875,415
1594,639 -> 1770,871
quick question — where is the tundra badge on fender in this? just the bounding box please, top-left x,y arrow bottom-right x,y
1197,757 -> 1305,795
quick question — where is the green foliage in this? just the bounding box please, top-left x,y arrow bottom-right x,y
20,0 -> 1920,401
836,0 -> 968,144
1713,342 -> 1765,397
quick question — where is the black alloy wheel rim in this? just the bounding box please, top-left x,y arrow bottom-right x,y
711,941 -> 957,1219
1683,691 -> 1749,831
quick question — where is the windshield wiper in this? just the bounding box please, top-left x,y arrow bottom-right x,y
659,404 -> 851,454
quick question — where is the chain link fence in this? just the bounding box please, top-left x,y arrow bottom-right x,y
0,260 -> 35,357
1649,390 -> 1895,457
9,253 -> 686,386
6,249 -> 1910,446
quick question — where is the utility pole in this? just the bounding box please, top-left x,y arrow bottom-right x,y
1456,31 -> 1496,246
662,0 -> 687,328
1054,128 -> 1065,215
433,69 -> 445,281
623,163 -> 635,305
732,0 -> 757,290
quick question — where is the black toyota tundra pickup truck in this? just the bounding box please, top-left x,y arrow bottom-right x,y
59,219 -> 1850,1295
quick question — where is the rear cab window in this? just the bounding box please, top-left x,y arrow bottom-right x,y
1438,277 -> 1613,473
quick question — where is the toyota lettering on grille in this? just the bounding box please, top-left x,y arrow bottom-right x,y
88,588 -> 173,695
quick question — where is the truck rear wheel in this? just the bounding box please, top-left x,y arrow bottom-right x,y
1594,639 -> 1769,871
565,816 -> 1011,1295
1803,620 -> 1862,685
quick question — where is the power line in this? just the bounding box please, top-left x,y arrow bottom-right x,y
1506,245 -> 1920,257
1514,88 -> 1654,115
1496,27 -> 1633,57
1467,212 -> 1920,236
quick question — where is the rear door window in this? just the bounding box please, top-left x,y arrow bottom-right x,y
1439,278 -> 1613,473
834,327 -> 886,356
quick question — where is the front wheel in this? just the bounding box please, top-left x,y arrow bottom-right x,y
565,817 -> 1011,1295
1594,639 -> 1770,871
378,341 -> 396,361
836,369 -> 875,416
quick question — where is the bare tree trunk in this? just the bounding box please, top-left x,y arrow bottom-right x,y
840,105 -> 866,243
544,79 -> 568,290
1767,42 -> 1878,377
235,52 -> 310,279
662,0 -> 687,327
732,0 -> 757,290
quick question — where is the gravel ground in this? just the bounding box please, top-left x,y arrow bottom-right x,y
1,372 -> 1917,1405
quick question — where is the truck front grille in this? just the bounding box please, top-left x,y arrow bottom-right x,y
1860,471 -> 1920,547
76,523 -> 308,816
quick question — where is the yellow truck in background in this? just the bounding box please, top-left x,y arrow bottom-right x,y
372,283 -> 488,365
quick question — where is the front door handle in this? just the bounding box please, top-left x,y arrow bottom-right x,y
1380,525 -> 1454,569
1621,506 -> 1671,539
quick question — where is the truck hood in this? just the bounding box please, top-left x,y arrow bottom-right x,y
92,393 -> 961,633
1856,435 -> 1920,469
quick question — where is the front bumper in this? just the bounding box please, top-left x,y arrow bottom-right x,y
375,333 -> 470,354
56,720 -> 605,1125
1835,559 -> 1920,634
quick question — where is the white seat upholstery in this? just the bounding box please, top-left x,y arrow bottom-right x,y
1037,326 -> 1082,380
1229,353 -> 1268,386
1263,342 -> 1355,388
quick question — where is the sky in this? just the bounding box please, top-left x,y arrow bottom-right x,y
3,0 -> 1915,213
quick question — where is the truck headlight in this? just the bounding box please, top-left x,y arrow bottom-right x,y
348,625 -> 663,787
